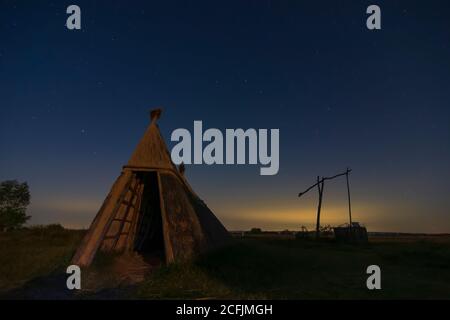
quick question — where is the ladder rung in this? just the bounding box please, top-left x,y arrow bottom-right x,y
121,200 -> 135,208
112,218 -> 133,223
104,232 -> 130,240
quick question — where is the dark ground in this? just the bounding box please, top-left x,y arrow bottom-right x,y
1,226 -> 450,299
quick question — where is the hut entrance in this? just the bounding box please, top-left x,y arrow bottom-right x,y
134,171 -> 165,263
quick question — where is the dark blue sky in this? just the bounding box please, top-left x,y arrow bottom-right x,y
1,0 -> 450,232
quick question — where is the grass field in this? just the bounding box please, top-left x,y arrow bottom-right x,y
0,225 -> 84,293
1,226 -> 450,299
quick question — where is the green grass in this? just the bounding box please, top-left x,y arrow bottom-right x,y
1,227 -> 450,299
0,225 -> 84,293
137,238 -> 450,299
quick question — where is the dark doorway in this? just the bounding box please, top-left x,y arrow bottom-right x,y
134,171 -> 165,263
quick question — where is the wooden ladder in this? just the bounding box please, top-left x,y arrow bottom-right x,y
103,174 -> 144,250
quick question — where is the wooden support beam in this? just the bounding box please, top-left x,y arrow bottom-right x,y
346,168 -> 353,227
298,168 -> 352,241
315,176 -> 324,239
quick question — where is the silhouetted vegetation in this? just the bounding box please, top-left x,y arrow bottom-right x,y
0,180 -> 31,231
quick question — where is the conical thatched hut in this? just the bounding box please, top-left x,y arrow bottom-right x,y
72,109 -> 230,267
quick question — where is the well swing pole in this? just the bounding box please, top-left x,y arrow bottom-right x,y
298,168 -> 353,239
298,170 -> 352,197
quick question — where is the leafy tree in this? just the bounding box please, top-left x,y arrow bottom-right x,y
0,180 -> 31,231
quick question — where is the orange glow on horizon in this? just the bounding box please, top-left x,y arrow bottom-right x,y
27,196 -> 450,234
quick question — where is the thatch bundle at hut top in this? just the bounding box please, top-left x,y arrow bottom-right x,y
72,109 -> 230,267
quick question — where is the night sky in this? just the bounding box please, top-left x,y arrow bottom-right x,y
1,1 -> 450,232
